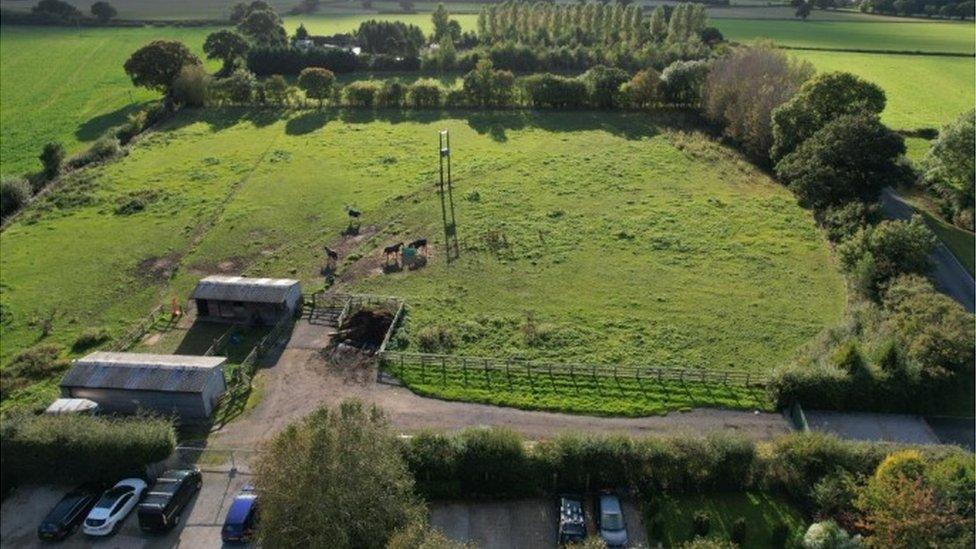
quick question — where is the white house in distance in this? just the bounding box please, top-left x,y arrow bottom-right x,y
191,275 -> 302,325
59,352 -> 227,420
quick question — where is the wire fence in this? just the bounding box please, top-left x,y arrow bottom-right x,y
108,304 -> 165,351
380,351 -> 769,391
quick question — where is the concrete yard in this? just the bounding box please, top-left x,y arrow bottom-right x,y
805,410 -> 941,445
0,470 -> 253,549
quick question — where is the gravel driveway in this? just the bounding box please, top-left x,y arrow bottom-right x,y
211,318 -> 791,448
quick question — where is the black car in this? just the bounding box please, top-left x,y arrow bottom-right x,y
136,469 -> 202,533
37,485 -> 101,541
558,495 -> 587,544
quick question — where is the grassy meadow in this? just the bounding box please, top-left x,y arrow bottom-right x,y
792,50 -> 975,130
716,18 -> 976,53
0,110 -> 845,414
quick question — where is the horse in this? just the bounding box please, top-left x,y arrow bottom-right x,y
383,242 -> 403,263
346,207 -> 361,219
324,246 -> 338,261
408,238 -> 428,255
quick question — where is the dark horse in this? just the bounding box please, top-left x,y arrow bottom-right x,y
408,238 -> 428,253
383,242 -> 403,263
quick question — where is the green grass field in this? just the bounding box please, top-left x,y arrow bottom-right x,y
647,492 -> 806,548
792,50 -> 975,130
0,110 -> 845,415
0,25 -> 220,176
716,19 -> 976,53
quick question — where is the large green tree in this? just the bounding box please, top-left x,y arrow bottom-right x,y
837,216 -> 936,296
90,1 -> 117,22
254,401 -> 424,548
237,7 -> 287,46
771,72 -> 886,162
123,40 -> 202,94
921,109 -> 975,229
775,114 -> 908,209
203,30 -> 250,77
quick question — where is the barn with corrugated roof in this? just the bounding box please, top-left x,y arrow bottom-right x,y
59,352 -> 227,419
191,275 -> 302,325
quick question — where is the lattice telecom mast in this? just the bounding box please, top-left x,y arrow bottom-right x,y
438,130 -> 460,262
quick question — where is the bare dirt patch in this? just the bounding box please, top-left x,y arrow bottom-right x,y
134,253 -> 179,282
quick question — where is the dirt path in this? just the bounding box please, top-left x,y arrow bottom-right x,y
211,320 -> 791,448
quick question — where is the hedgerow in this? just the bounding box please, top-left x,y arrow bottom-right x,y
1,413 -> 175,493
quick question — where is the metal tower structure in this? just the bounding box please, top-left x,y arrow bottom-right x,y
438,130 -> 460,262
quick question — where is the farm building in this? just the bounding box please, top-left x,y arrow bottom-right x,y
191,275 -> 302,325
59,352 -> 227,420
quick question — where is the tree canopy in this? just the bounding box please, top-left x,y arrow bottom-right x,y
123,40 -> 202,94
922,109 -> 975,229
297,67 -> 335,106
254,401 -> 424,548
90,1 -> 117,22
204,30 -> 250,76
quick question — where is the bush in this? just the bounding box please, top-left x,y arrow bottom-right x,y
39,141 -> 65,180
816,201 -> 881,243
693,510 -> 711,536
407,79 -> 444,108
0,413 -> 175,492
0,175 -> 31,218
72,327 -> 111,351
921,109 -> 975,230
171,64 -> 211,107
837,217 -> 936,297
521,73 -> 588,108
343,80 -> 380,107
801,520 -> 860,549
416,324 -> 455,352
621,68 -> 663,108
377,79 -> 407,107
67,134 -> 122,169
246,45 -> 357,76
0,344 -> 68,399
581,65 -> 630,108
811,469 -> 860,525
661,59 -> 709,105
455,427 -> 534,497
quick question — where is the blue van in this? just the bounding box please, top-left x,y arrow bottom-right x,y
221,485 -> 258,544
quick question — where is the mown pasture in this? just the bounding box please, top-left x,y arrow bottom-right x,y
0,25 -> 218,175
716,18 -> 976,53
0,110 -> 845,414
791,50 -> 975,130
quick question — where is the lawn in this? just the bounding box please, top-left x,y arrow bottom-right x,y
0,25 -> 220,176
0,109 -> 845,415
791,50 -> 975,130
716,19 -> 976,53
647,492 -> 806,548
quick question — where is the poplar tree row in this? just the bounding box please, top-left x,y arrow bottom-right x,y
475,2 -> 709,48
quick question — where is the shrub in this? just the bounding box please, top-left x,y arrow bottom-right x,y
67,134 -> 122,169
801,520 -> 860,549
0,175 -> 31,218
72,327 -> 111,351
921,109 -> 975,230
39,141 -> 65,180
811,469 -> 860,525
211,69 -> 257,104
520,73 -> 588,108
0,344 -> 68,399
816,201 -> 880,243
837,217 -> 936,297
343,80 -> 380,107
407,79 -> 444,108
171,64 -> 211,107
297,67 -> 335,107
661,59 -> 709,105
377,79 -> 407,107
693,510 -> 711,536
416,324 -> 455,352
456,427 -> 534,497
621,68 -> 663,108
581,65 -> 630,109
0,413 -> 175,492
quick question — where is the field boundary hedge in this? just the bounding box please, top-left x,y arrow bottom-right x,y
774,44 -> 976,57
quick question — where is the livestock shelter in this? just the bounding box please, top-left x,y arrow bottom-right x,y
191,275 -> 302,325
60,352 -> 227,420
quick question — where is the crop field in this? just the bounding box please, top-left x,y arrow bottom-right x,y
791,51 -> 975,130
715,19 -> 976,53
0,110 -> 845,414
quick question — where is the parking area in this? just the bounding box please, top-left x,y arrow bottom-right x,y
805,410 -> 942,445
0,470 -> 253,549
430,497 -> 647,549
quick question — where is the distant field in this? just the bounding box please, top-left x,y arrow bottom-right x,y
0,25 -> 218,176
716,19 -> 976,53
0,110 -> 845,415
792,50 -> 975,130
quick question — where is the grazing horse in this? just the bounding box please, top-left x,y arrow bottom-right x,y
383,242 -> 404,263
408,238 -> 428,255
346,207 -> 361,219
324,246 -> 338,261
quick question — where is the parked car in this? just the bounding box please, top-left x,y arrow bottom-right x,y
82,478 -> 147,536
558,495 -> 587,545
36,484 -> 102,541
137,469 -> 202,533
221,484 -> 258,544
596,494 -> 628,547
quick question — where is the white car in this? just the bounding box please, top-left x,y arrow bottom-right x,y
83,478 -> 147,536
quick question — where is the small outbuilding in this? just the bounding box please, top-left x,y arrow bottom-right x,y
59,352 -> 227,420
191,275 -> 302,325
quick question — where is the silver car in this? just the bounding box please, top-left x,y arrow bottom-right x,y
596,494 -> 628,548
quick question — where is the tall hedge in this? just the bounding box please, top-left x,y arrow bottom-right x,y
1,413 -> 175,492
247,46 -> 358,76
